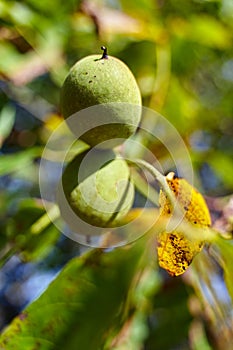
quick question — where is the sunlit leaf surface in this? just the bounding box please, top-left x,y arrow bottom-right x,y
157,172 -> 211,276
0,237 -> 151,350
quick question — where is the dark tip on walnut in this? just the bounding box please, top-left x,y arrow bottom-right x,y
101,46 -> 108,59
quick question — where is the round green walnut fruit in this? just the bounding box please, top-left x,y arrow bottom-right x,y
60,47 -> 142,148
59,149 -> 135,228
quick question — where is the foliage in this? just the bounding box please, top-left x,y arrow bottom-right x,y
0,0 -> 233,349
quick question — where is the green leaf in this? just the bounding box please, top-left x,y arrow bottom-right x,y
0,104 -> 15,146
9,199 -> 61,262
0,42 -> 25,74
188,15 -> 232,49
170,15 -> 232,49
0,199 -> 60,264
214,237 -> 233,303
0,147 -> 42,176
0,236 -> 151,350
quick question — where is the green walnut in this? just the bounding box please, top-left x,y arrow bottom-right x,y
60,149 -> 134,228
60,47 -> 141,148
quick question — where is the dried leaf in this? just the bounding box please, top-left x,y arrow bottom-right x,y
157,172 -> 211,276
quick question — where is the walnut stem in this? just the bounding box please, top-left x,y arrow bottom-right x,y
101,46 -> 108,59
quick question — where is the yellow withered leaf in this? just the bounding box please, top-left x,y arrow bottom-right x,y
157,172 -> 211,276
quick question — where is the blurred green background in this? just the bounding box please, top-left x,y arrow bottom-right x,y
0,0 -> 233,349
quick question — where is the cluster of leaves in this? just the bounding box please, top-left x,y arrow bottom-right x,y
0,0 -> 233,349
